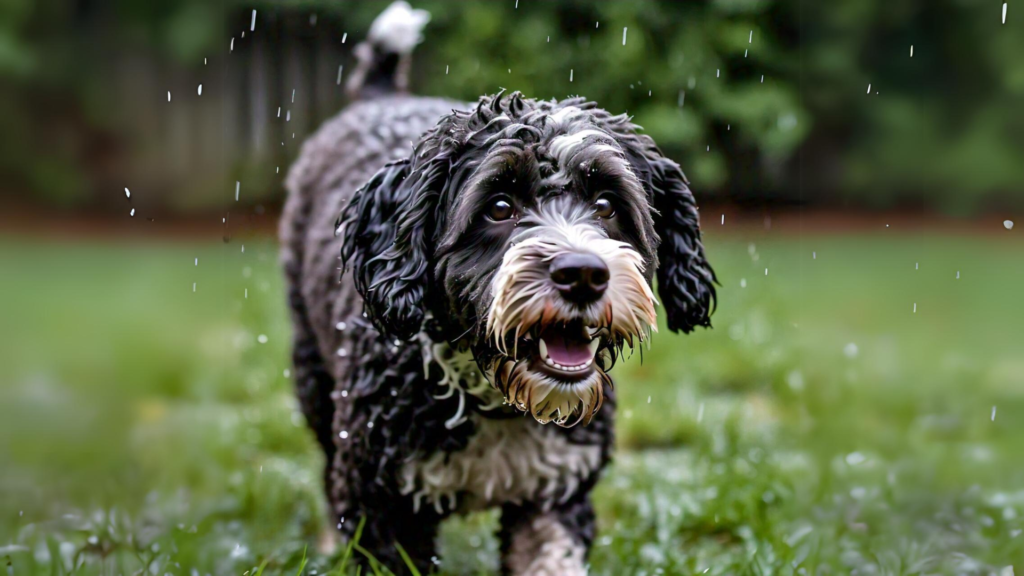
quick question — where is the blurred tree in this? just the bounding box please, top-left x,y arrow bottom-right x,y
1,0 -> 1021,214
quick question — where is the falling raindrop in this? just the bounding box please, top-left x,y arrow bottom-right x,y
125,187 -> 131,198
342,32 -> 348,44
235,181 -> 240,201
130,208 -> 135,217
258,334 -> 268,344
1002,2 -> 1008,24
992,406 -> 997,421
1004,220 -> 1014,230
910,45 -> 914,57
866,83 -> 871,94
622,27 -> 628,46
339,430 -> 349,439
167,91 -> 171,102
198,84 -> 203,96
250,9 -> 256,32
337,65 -> 344,85
569,69 -> 573,82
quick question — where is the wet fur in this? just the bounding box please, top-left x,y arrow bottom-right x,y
281,92 -> 714,573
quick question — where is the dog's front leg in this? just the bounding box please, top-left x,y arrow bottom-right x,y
499,492 -> 595,576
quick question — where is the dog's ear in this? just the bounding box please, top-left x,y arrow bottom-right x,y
646,153 -> 717,333
339,157 -> 434,341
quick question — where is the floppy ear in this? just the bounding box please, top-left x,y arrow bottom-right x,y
338,158 -> 434,341
647,154 -> 717,333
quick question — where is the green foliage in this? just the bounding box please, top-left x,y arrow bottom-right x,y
3,0 -> 1023,211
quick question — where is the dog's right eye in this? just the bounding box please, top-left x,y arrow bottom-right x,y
487,198 -> 515,221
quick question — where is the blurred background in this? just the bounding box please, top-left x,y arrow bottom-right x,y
1,1 -> 1022,574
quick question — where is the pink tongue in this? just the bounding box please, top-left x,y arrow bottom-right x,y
542,328 -> 592,366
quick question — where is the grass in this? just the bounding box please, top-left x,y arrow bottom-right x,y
0,226 -> 1022,575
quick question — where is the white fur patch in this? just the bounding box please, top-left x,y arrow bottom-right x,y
399,416 -> 601,514
368,1 -> 430,54
505,513 -> 588,576
419,335 -> 504,429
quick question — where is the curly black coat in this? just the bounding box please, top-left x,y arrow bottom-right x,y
281,12 -> 714,575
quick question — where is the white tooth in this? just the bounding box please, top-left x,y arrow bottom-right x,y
545,357 -> 555,366
539,338 -> 548,359
588,339 -> 600,358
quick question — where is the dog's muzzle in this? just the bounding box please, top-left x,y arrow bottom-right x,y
484,205 -> 657,426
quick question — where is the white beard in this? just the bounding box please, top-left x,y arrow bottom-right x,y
484,203 -> 657,426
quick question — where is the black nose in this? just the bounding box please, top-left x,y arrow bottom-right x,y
549,253 -> 609,305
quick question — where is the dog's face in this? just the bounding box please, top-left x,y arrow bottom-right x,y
340,93 -> 716,426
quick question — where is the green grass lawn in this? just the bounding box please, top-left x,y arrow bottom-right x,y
1,228 -> 1022,575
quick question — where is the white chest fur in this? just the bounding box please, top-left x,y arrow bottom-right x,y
399,416 -> 601,514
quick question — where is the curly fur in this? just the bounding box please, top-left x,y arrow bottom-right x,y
281,9 -> 714,572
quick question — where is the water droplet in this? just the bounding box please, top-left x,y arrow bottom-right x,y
257,334 -> 268,344
125,187 -> 131,198
339,430 -> 349,439
198,84 -> 203,96
1004,219 -> 1014,230
844,342 -> 859,358
622,27 -> 628,46
250,9 -> 256,32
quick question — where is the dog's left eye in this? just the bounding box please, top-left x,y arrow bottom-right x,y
488,197 -> 516,221
594,197 -> 616,219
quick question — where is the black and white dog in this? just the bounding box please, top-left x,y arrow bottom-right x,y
281,2 -> 715,574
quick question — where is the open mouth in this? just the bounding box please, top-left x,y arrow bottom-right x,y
532,319 -> 601,380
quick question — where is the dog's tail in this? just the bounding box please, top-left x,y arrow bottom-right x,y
345,1 -> 430,100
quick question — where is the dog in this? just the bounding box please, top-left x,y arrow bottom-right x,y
280,2 -> 716,574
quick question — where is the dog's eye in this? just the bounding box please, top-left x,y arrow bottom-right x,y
488,198 -> 515,221
594,197 -> 616,219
